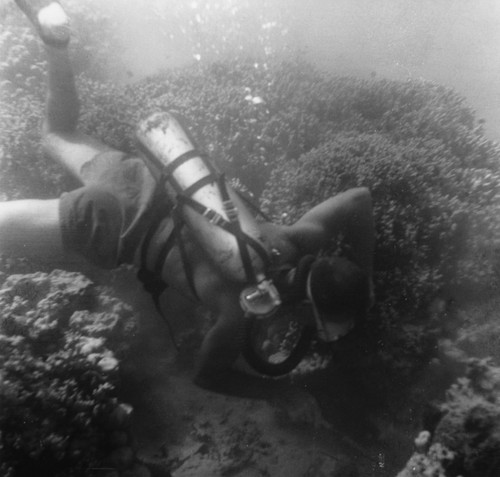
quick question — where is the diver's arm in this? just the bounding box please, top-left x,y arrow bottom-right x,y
0,199 -> 65,260
194,312 -> 327,427
194,305 -> 328,428
193,295 -> 279,397
289,187 -> 374,278
195,347 -> 291,401
195,349 -> 291,401
192,269 -> 328,427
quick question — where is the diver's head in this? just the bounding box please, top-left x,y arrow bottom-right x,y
306,256 -> 370,342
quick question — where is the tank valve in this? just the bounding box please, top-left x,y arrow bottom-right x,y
239,279 -> 281,318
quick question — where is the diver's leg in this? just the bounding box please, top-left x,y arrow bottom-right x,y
16,0 -> 112,182
42,43 -> 112,182
44,43 -> 79,134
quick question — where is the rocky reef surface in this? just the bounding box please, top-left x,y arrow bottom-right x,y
396,300 -> 500,477
0,269 -> 149,477
1,268 -> 500,477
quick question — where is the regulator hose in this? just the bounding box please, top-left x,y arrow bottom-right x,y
243,318 -> 314,376
242,254 -> 317,376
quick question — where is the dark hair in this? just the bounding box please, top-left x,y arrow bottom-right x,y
309,257 -> 370,319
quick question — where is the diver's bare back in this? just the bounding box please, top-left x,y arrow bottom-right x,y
157,219 -> 301,306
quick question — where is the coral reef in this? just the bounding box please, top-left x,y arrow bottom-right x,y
0,270 -> 143,477
433,358 -> 500,477
396,437 -> 453,477
397,354 -> 500,477
2,3 -> 500,475
264,130 -> 500,314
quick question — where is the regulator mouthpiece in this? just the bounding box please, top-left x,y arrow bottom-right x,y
240,279 -> 281,318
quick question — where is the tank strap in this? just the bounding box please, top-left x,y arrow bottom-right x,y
176,193 -> 270,265
137,215 -> 180,351
162,149 -> 201,177
139,213 -> 165,271
217,174 -> 257,283
152,142 -> 271,223
176,192 -> 270,285
158,148 -> 218,197
141,138 -> 270,285
138,128 -> 270,287
137,210 -> 200,300
183,174 -> 217,198
154,225 -> 178,276
173,207 -> 200,300
233,188 -> 272,222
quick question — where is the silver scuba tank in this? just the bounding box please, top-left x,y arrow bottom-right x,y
136,111 -> 280,317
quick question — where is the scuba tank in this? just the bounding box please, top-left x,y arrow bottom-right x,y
136,111 -> 281,318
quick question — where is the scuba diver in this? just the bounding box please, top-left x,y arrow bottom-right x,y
1,0 -> 375,426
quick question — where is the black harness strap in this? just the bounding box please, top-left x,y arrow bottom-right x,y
233,188 -> 272,223
162,149 -> 201,177
137,208 -> 200,299
138,214 -> 165,273
137,212 -> 168,304
162,150 -> 217,197
152,144 -> 269,286
217,174 -> 257,283
173,207 -> 200,300
176,193 -> 270,268
135,140 -> 163,172
136,267 -> 167,306
173,197 -> 269,290
183,174 -> 218,198
136,219 -> 199,350
154,225 -> 177,276
137,216 -> 180,350
137,133 -> 276,346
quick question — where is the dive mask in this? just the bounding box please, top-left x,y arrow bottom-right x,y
306,273 -> 354,342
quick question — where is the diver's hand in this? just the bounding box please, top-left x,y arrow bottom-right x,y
273,388 -> 331,429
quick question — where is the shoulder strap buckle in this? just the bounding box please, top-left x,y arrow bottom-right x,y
202,208 -> 224,226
